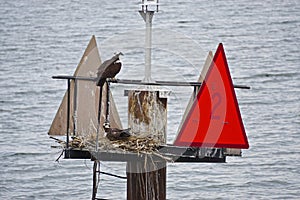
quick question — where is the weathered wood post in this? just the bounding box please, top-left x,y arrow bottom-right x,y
127,90 -> 167,200
127,2 -> 167,199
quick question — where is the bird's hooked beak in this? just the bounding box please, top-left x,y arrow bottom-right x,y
114,52 -> 124,57
115,53 -> 123,64
110,52 -> 123,64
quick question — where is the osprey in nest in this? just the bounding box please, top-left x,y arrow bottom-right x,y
103,123 -> 131,141
96,52 -> 123,87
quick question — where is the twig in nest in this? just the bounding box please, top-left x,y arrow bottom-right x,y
50,136 -> 66,146
144,153 -> 148,170
152,151 -> 173,162
56,149 -> 64,162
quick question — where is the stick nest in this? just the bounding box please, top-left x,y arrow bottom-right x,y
52,135 -> 162,154
109,136 -> 161,153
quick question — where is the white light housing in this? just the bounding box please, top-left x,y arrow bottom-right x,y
140,0 -> 159,12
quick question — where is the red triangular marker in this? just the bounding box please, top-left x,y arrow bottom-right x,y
174,43 -> 249,149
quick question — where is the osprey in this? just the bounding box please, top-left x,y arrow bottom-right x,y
96,52 -> 123,87
103,123 -> 131,141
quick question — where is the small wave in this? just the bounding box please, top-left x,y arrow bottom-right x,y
1,152 -> 49,159
249,72 -> 299,79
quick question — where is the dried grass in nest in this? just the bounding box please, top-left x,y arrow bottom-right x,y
50,136 -> 87,150
51,135 -> 173,162
70,137 -> 86,149
99,135 -> 173,162
52,134 -> 160,153
110,135 -> 160,153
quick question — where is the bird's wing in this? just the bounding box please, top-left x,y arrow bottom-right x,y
97,59 -> 110,76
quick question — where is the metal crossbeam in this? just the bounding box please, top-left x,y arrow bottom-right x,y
52,76 -> 250,89
64,146 -> 226,163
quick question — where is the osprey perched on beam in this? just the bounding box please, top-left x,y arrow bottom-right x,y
96,52 -> 123,87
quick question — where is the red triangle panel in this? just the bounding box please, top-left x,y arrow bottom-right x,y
174,43 -> 249,149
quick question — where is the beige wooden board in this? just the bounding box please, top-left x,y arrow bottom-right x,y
49,36 -> 122,136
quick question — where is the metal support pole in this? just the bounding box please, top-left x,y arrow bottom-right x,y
139,10 -> 154,83
96,86 -> 103,152
193,86 -> 197,99
105,82 -> 110,124
66,79 -> 71,149
73,79 -> 78,136
145,11 -> 153,83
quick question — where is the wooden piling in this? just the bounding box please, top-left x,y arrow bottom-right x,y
92,160 -> 100,200
127,90 -> 167,200
127,161 -> 166,200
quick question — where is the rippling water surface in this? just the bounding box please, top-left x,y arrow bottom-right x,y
1,0 -> 299,199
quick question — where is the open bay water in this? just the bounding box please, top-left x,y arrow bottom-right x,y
0,0 -> 299,199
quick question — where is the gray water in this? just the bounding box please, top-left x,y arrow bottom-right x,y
0,0 -> 299,199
